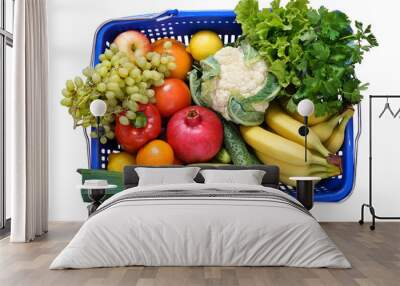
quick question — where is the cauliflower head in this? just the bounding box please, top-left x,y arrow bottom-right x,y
189,41 -> 281,126
210,46 -> 268,119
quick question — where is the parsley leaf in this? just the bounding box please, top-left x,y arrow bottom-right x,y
234,0 -> 378,116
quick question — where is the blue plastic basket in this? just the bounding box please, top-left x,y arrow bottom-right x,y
90,9 -> 356,202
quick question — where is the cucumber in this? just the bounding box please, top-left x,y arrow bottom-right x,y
214,148 -> 232,164
248,151 -> 262,165
222,119 -> 259,166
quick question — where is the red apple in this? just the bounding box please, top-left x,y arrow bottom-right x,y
113,30 -> 152,62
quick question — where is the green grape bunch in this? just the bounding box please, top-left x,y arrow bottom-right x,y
60,41 -> 176,144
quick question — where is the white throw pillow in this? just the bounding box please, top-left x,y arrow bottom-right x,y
136,167 -> 200,186
200,169 -> 266,185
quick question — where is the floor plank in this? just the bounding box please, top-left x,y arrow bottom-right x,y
0,222 -> 399,286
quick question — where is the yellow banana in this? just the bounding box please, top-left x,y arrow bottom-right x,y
279,98 -> 332,126
265,102 -> 332,157
311,108 -> 354,142
255,151 -> 340,176
290,111 -> 331,126
240,126 -> 341,168
325,109 -> 355,154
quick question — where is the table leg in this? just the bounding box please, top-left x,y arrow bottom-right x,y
87,188 -> 106,216
296,180 -> 314,210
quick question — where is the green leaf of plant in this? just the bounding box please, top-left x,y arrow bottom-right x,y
200,56 -> 220,81
270,59 -> 289,87
200,79 -> 216,107
189,69 -> 208,107
310,42 -> 330,61
227,96 -> 265,126
239,73 -> 281,105
241,40 -> 261,66
234,0 -> 259,35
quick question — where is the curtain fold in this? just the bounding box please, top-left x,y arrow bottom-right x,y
10,0 -> 48,242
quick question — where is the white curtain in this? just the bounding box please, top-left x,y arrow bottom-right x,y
10,0 -> 48,242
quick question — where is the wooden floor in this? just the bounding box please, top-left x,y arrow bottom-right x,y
0,222 -> 399,286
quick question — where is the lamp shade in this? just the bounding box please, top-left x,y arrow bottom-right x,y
90,99 -> 107,117
297,99 -> 315,117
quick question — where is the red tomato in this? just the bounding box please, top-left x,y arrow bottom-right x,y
154,79 -> 191,117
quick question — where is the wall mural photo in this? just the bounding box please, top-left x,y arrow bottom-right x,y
60,0 -> 378,203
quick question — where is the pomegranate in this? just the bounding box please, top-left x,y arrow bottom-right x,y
167,106 -> 223,163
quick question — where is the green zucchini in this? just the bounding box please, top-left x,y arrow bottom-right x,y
222,119 -> 260,165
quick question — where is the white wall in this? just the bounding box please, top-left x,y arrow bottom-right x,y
48,0 -> 400,221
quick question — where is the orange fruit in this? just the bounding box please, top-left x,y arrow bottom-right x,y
152,38 -> 192,80
136,140 -> 174,166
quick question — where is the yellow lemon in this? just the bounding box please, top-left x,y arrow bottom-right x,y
187,31 -> 223,61
107,152 -> 136,172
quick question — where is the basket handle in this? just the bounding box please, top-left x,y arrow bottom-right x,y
154,9 -> 179,21
118,9 -> 178,22
352,102 -> 362,193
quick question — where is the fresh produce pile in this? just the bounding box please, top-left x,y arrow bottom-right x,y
61,0 -> 377,187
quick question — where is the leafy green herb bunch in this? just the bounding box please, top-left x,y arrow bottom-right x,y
235,0 -> 378,116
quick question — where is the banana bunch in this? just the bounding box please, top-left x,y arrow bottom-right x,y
240,102 -> 354,187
